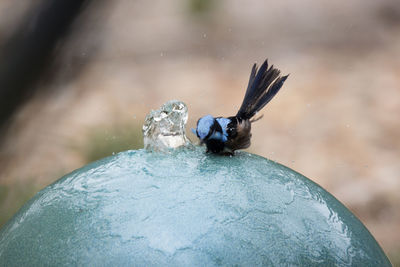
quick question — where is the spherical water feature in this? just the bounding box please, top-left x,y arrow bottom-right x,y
0,147 -> 390,266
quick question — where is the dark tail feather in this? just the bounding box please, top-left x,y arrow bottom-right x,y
236,59 -> 288,120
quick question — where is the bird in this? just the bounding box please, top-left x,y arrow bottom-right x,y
192,59 -> 288,155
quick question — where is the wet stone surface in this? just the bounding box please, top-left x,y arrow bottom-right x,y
0,147 -> 391,266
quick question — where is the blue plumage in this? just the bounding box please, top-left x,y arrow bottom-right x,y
195,115 -> 214,140
193,59 -> 288,154
215,117 -> 230,142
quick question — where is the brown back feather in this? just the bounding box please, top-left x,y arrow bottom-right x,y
226,119 -> 252,151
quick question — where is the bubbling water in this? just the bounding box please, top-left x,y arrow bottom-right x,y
142,100 -> 192,152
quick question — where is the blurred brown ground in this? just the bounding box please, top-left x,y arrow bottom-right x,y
1,0 -> 399,263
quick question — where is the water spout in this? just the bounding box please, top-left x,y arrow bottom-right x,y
142,100 -> 192,152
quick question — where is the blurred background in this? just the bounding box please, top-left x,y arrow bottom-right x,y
0,0 -> 399,264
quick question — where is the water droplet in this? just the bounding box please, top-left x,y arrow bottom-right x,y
160,52 -> 164,57
203,33 -> 207,38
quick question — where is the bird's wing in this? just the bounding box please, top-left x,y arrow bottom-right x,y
226,119 -> 251,151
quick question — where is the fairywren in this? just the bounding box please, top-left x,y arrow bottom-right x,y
192,59 -> 288,154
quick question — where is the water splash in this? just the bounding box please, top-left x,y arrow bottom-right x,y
142,100 -> 192,152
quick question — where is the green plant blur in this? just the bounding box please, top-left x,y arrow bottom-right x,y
83,123 -> 143,163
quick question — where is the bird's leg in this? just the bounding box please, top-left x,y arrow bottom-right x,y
221,151 -> 235,156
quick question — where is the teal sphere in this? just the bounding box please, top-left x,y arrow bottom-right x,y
0,148 -> 390,266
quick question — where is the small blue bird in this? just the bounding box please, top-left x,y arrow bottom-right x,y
192,59 -> 288,155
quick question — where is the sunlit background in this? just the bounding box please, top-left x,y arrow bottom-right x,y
0,0 -> 399,264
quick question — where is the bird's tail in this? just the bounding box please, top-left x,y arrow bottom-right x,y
236,59 -> 288,120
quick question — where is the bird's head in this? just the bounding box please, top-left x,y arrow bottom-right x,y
192,115 -> 215,141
